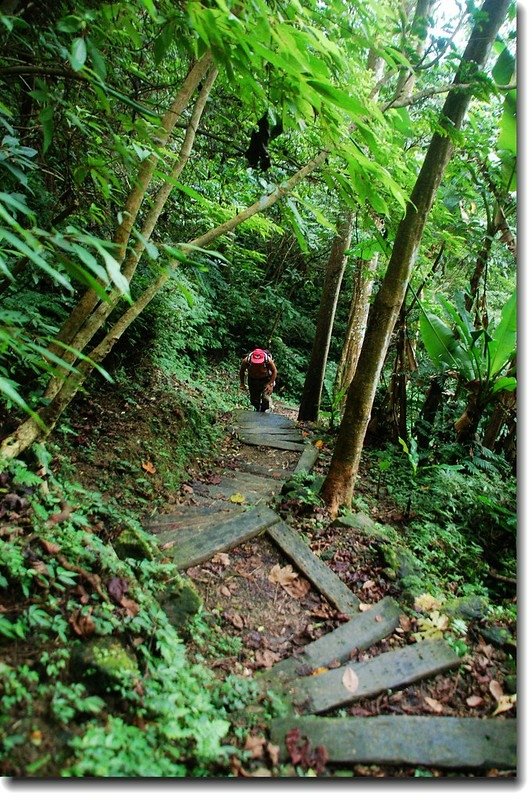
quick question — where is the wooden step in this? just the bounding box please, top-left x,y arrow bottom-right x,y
270,715 -> 517,769
290,640 -> 462,713
266,597 -> 401,682
161,505 -> 280,569
238,428 -> 305,443
189,473 -> 280,504
230,461 -> 294,481
237,433 -> 305,451
293,443 -> 319,474
267,520 -> 361,615
234,411 -> 296,429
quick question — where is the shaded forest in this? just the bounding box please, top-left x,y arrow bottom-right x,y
0,0 -> 516,780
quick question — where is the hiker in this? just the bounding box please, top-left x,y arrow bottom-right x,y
239,348 -> 277,412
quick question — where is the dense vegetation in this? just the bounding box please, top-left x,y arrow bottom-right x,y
1,0 -> 516,779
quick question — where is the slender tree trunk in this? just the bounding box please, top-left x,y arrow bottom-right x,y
321,0 -> 510,516
50,52 -> 213,353
335,253 -> 378,402
482,388 -> 516,450
1,149 -> 330,458
414,374 -> 445,450
44,67 -> 218,401
298,212 -> 354,421
387,306 -> 409,442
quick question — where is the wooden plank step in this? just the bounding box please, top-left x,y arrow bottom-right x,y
237,433 -> 305,452
234,411 -> 296,429
168,505 -> 280,569
149,510 -> 243,545
189,473 -> 280,504
293,443 -> 319,474
230,461 -> 294,480
270,715 -> 517,769
238,428 -> 304,443
145,505 -> 237,530
290,640 -> 462,713
267,520 -> 361,615
266,597 -> 401,682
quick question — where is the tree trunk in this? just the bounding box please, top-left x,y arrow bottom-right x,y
1,149 -> 330,458
44,67 -> 218,401
334,253 -> 378,403
482,387 -> 516,451
320,0 -> 510,516
414,375 -> 445,451
298,212 -> 354,421
50,52 -> 213,354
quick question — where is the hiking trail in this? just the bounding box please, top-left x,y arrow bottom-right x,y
144,409 -> 516,772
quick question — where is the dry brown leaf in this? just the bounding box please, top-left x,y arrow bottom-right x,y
362,579 -> 375,589
119,596 -> 140,616
250,767 -> 272,777
40,539 -> 61,554
311,666 -> 329,676
283,577 -> 311,599
314,439 -> 324,449
142,461 -> 156,474
399,614 -> 412,631
268,563 -> 298,586
341,666 -> 359,694
466,695 -> 484,707
359,602 -> 373,612
244,735 -> 266,759
224,610 -> 244,629
212,552 -> 230,566
29,730 -> 43,746
374,614 -> 383,623
489,679 -> 504,700
266,742 -> 280,766
424,696 -> 444,713
255,649 -> 281,668
492,694 -> 516,716
69,608 -> 96,637
220,585 -> 232,597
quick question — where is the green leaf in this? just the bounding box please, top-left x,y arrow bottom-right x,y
39,107 -> 54,154
0,228 -> 73,289
69,37 -> 87,72
419,308 -> 475,380
57,15 -> 83,33
284,198 -> 309,254
92,243 -> 130,297
307,80 -> 366,119
492,46 -> 515,85
0,377 -> 46,430
488,290 -> 516,378
492,376 -> 516,394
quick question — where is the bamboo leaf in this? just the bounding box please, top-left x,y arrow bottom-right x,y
69,37 -> 87,72
488,290 -> 516,378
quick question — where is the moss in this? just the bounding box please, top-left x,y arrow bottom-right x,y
113,529 -> 157,562
443,595 -> 490,621
71,637 -> 140,691
159,576 -> 202,634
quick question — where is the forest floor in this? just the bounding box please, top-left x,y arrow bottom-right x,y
52,385 -> 517,779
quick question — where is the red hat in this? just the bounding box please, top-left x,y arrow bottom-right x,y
250,348 -> 266,363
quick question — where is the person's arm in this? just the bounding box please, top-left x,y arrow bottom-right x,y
239,359 -> 247,388
267,359 -> 277,389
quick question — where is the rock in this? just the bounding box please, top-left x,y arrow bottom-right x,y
444,595 -> 490,621
113,529 -> 157,562
71,637 -> 140,691
478,625 -> 515,648
159,576 -> 202,633
336,512 -> 391,542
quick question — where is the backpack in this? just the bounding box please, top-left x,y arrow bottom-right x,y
246,349 -> 273,379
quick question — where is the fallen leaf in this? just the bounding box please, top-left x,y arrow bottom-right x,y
244,734 -> 266,758
250,767 -> 272,777
311,666 -> 329,676
466,695 -> 484,707
362,579 -> 375,589
119,596 -> 140,616
181,484 -> 194,494
492,693 -> 516,716
212,552 -> 230,566
341,666 -> 359,694
489,680 -> 504,700
424,697 -> 444,713
266,742 -> 280,766
108,577 -> 128,603
374,614 -> 383,623
255,649 -> 281,668
68,608 -> 96,637
40,538 -> 61,554
46,503 -> 73,526
284,577 -> 311,599
399,614 -> 412,631
229,492 -> 246,504
268,563 -> 298,586
160,540 -> 176,550
223,610 -> 244,629
29,730 -> 42,746
142,461 -> 156,474
220,585 -> 231,597
314,439 -> 324,449
359,603 -> 373,612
